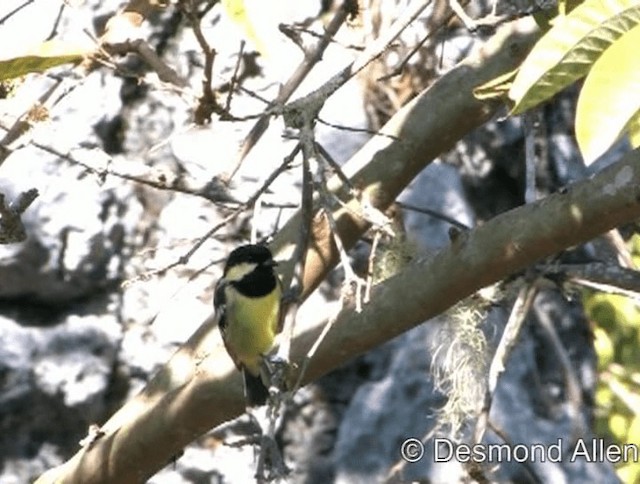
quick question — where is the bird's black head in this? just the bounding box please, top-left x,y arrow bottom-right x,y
224,244 -> 275,275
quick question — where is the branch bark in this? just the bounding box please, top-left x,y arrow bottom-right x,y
271,17 -> 540,296
34,17 -> 575,484
40,146 -> 640,483
292,148 -> 640,380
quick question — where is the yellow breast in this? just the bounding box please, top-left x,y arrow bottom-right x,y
224,283 -> 281,375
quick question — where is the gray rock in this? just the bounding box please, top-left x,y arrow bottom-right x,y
0,147 -> 141,303
0,311 -> 121,467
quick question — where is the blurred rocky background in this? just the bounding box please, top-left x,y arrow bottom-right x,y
0,0 -> 637,483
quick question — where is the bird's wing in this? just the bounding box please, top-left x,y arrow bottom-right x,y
214,279 -> 241,370
213,279 -> 227,325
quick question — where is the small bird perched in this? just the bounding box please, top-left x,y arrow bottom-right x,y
214,244 -> 283,407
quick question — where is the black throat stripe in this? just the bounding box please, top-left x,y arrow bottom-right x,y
231,267 -> 277,298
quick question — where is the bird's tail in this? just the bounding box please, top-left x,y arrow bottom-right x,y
243,369 -> 269,407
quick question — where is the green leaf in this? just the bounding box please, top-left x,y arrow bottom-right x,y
509,0 -> 640,115
473,68 -> 518,101
576,24 -> 640,164
0,40 -> 92,81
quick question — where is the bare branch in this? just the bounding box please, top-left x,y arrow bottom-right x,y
37,146 -> 640,484
276,143 -> 312,363
533,292 -> 587,442
544,262 -> 640,298
271,18 -> 541,299
225,0 -> 353,180
103,39 -> 186,87
396,201 -> 471,231
36,18 -> 550,483
28,141 -> 233,204
523,110 -> 538,203
0,0 -> 34,25
474,281 -> 538,445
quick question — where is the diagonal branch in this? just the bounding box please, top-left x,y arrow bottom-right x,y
227,0 -> 434,181
224,0 -> 353,180
39,144 -> 640,484
36,17 -> 548,484
293,150 -> 640,381
271,17 -> 541,296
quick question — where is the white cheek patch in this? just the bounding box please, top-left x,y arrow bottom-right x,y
225,262 -> 257,282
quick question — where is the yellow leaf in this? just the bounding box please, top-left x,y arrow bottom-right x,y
510,0 -> 640,115
221,0 -> 268,56
576,24 -> 640,165
0,39 -> 93,81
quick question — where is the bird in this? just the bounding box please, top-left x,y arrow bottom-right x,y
214,244 -> 283,407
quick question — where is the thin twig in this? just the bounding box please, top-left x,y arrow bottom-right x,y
276,141 -> 313,362
255,432 -> 286,482
350,0 -> 433,75
129,144 -> 301,283
316,116 -> 400,140
533,292 -> 587,443
313,141 -> 356,195
181,0 -> 223,123
543,262 -> 640,298
486,421 -> 544,483
600,370 -> 640,414
474,281 -> 538,445
314,146 -> 366,313
448,0 -> 478,32
278,22 -> 308,56
293,308 -> 339,393
396,201 -> 471,230
104,39 -> 186,87
448,0 -> 530,34
0,0 -> 34,25
523,110 -> 537,204
46,2 -> 66,40
364,230 -> 383,303
279,22 -> 365,52
378,4 -> 453,81
604,228 -> 636,269
27,141 -> 235,204
225,41 -> 245,113
225,0 -> 352,181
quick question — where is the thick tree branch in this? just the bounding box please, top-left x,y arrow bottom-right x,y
40,145 -> 640,483
271,17 -> 540,296
37,17 -> 553,484
292,148 -> 640,381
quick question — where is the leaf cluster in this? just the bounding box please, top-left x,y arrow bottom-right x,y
477,0 -> 640,164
